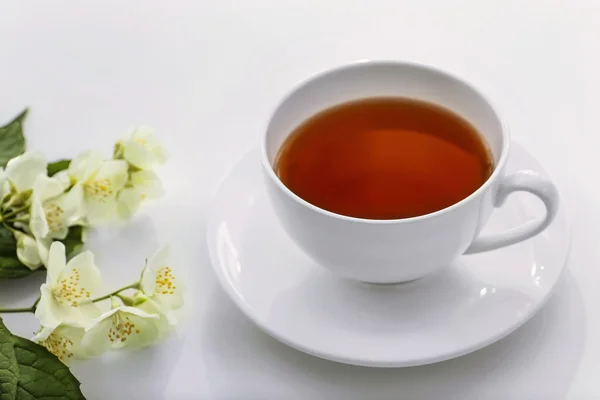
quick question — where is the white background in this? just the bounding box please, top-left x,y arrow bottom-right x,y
0,0 -> 596,398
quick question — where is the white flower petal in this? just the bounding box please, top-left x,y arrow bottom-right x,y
82,305 -> 160,354
141,244 -> 170,295
0,166 -> 10,201
69,151 -> 103,182
139,245 -> 183,310
30,175 -> 74,240
32,326 -> 54,342
115,169 -> 163,220
30,196 -> 50,240
153,285 -> 184,310
140,261 -> 157,296
146,299 -> 177,326
36,238 -> 51,266
136,298 -> 177,336
113,308 -> 160,349
52,226 -> 69,241
53,170 -> 72,187
61,186 -> 84,223
0,168 -> 7,199
32,174 -> 68,203
119,305 -> 159,319
87,307 -> 120,325
35,284 -> 71,329
54,325 -> 86,359
58,250 -> 101,303
91,160 -> 128,190
130,170 -> 164,199
122,141 -> 148,168
122,127 -> 167,169
124,126 -> 153,141
40,192 -> 81,239
84,197 -> 119,225
5,152 -> 47,191
81,160 -> 128,224
64,183 -> 85,224
116,188 -> 143,220
36,244 -> 101,329
81,307 -> 119,357
77,301 -> 102,322
34,324 -> 86,364
37,293 -> 100,331
147,244 -> 170,273
16,233 -> 43,270
46,242 -> 67,285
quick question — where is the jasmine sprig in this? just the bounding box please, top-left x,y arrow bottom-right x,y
0,108 -> 176,400
0,114 -> 166,277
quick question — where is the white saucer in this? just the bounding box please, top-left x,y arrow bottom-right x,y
206,142 -> 570,367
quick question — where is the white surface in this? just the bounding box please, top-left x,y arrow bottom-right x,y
261,61 -> 559,283
208,144 -> 569,367
0,0 -> 593,398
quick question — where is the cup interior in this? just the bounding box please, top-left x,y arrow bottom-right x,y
264,61 -> 506,170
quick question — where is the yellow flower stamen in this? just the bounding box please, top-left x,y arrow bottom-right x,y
52,268 -> 91,307
107,313 -> 140,344
84,178 -> 115,202
155,266 -> 177,296
42,331 -> 75,362
44,203 -> 65,233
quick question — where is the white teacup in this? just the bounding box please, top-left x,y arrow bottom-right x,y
261,61 -> 559,283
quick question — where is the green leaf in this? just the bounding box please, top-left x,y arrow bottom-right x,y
0,225 -> 34,280
0,109 -> 28,168
60,226 -> 85,258
0,318 -> 86,400
0,224 -> 18,257
0,318 -> 18,400
0,224 -> 86,279
12,336 -> 85,400
0,257 -> 34,280
47,159 -> 71,177
10,109 -> 28,126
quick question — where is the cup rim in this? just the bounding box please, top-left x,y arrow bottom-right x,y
260,59 -> 510,225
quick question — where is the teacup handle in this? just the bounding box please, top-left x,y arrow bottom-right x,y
465,170 -> 560,254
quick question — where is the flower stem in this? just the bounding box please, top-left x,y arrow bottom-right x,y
0,306 -> 35,314
8,216 -> 29,223
0,284 -> 140,314
116,293 -> 134,306
91,282 -> 140,303
1,204 -> 30,221
0,296 -> 41,314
